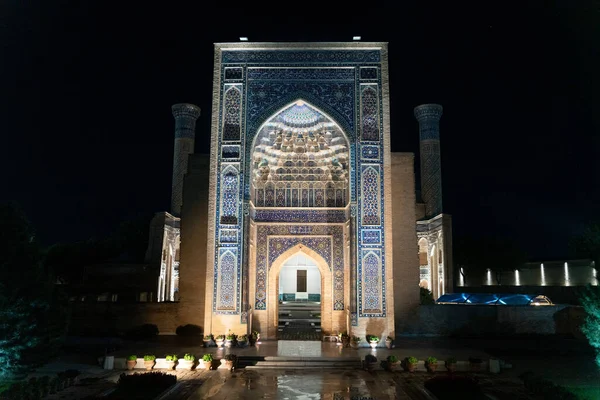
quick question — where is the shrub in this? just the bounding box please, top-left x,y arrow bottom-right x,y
143,355 -> 156,361
226,333 -> 236,340
202,354 -> 213,362
215,334 -> 225,340
427,356 -> 438,364
238,334 -> 248,341
351,336 -> 361,342
125,324 -> 159,339
364,354 -> 377,363
446,356 -> 457,364
387,355 -> 398,363
165,355 -> 178,361
420,287 -> 435,305
113,372 -> 176,398
406,356 -> 418,364
183,353 -> 195,361
175,324 -> 203,337
367,335 -> 379,342
127,355 -> 137,361
203,334 -> 213,340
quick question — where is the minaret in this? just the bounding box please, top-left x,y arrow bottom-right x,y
414,103 -> 443,218
171,103 -> 201,216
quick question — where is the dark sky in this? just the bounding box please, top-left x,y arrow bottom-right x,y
2,2 -> 599,260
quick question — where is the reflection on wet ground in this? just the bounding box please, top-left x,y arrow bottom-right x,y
190,369 -> 398,400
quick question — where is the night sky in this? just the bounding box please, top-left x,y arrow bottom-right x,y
2,2 -> 599,260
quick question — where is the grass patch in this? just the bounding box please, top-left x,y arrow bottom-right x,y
565,386 -> 600,400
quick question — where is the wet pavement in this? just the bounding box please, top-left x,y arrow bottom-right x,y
28,336 -> 600,399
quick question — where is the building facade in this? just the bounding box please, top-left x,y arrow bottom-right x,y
150,42 -> 453,339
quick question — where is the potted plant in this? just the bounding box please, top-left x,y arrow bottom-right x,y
179,353 -> 195,370
403,356 -> 418,372
143,355 -> 156,370
386,355 -> 399,371
165,354 -> 178,370
469,357 -> 483,372
385,336 -> 393,349
350,336 -> 361,349
203,334 -> 214,347
237,334 -> 248,347
363,354 -> 378,371
225,332 -> 236,347
368,335 -> 379,349
222,353 -> 238,371
445,356 -> 457,373
339,332 -> 350,347
126,355 -> 137,370
215,334 -> 226,348
202,354 -> 213,370
426,356 -> 438,373
252,330 -> 260,343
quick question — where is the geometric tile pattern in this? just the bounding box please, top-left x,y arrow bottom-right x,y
212,45 -> 389,320
360,145 -> 380,160
360,85 -> 379,141
359,249 -> 383,315
219,165 -> 239,225
217,249 -> 237,311
251,209 -> 348,223
361,229 -> 381,245
360,165 -> 381,226
254,223 -> 344,311
223,86 -> 241,141
360,67 -> 378,80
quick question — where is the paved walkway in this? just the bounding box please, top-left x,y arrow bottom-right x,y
27,336 -> 599,399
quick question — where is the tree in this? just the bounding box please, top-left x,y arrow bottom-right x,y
570,221 -> 600,270
0,203 -> 67,381
454,234 -> 528,286
579,284 -> 600,368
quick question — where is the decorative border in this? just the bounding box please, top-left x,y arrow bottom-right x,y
254,224 -> 344,311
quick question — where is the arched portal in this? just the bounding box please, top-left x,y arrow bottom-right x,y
267,244 -> 333,339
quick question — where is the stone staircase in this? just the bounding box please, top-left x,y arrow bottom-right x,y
277,302 -> 322,340
240,356 -> 362,370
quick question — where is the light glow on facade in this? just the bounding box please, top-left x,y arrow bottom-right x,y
515,269 -> 520,286
540,263 -> 546,286
564,262 -> 570,285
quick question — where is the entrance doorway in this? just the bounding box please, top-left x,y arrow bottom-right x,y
277,253 -> 322,340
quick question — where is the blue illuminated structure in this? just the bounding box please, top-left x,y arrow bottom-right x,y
436,293 -> 553,306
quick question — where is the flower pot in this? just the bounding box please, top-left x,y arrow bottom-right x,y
237,340 -> 248,348
445,362 -> 457,373
126,360 -> 136,371
369,341 -> 378,349
203,340 -> 213,348
144,360 -> 155,371
166,360 -> 176,370
404,362 -> 417,372
426,363 -> 438,373
341,337 -> 350,348
216,339 -> 225,348
385,339 -> 392,349
204,361 -> 212,370
179,359 -> 194,371
386,362 -> 399,372
350,341 -> 360,349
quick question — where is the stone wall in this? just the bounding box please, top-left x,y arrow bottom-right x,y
390,152 -> 420,335
68,302 -> 183,335
406,304 -> 584,337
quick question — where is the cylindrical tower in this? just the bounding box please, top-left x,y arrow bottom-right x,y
171,103 -> 201,216
414,103 -> 443,217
